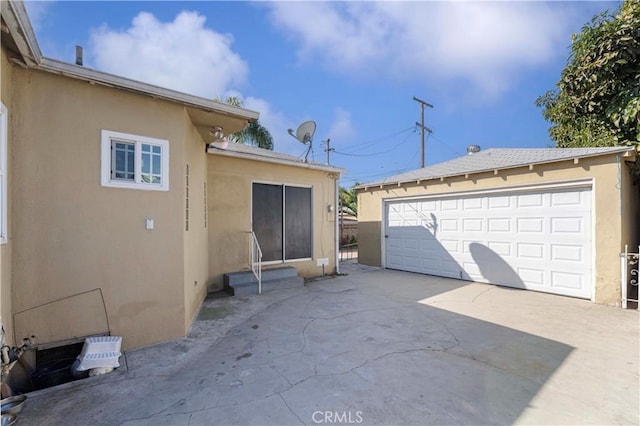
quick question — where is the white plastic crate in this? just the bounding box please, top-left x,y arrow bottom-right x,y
79,336 -> 122,357
75,351 -> 121,371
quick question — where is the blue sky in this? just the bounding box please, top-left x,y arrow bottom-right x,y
24,1 -> 616,187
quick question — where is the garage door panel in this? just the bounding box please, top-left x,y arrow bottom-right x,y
551,271 -> 584,290
551,244 -> 584,262
463,262 -> 483,280
517,193 -> 544,207
517,243 -> 544,259
463,198 -> 483,210
517,217 -> 544,233
551,191 -> 582,206
385,186 -> 592,299
387,238 -> 403,249
488,218 -> 511,232
440,219 -> 458,231
551,217 -> 584,234
463,218 -> 483,232
419,200 -> 437,212
441,199 -> 458,210
441,260 -> 461,277
404,238 -> 419,250
488,241 -> 511,257
488,196 -> 511,209
440,239 -> 459,253
403,256 -> 420,269
518,268 -> 545,286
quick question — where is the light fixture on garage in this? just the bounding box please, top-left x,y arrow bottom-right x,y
287,121 -> 316,163
208,126 -> 229,150
210,126 -> 224,141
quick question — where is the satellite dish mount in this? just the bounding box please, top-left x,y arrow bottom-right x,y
287,121 -> 316,163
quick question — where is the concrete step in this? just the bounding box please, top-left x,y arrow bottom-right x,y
227,276 -> 304,296
224,266 -> 298,287
223,266 -> 302,296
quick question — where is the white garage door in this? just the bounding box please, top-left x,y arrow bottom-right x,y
385,186 -> 592,299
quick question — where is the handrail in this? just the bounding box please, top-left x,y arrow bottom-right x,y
250,231 -> 263,294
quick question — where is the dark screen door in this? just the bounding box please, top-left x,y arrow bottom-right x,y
252,183 -> 312,261
285,186 -> 312,259
252,183 -> 283,261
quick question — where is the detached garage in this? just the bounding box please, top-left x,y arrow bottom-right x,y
356,148 -> 640,306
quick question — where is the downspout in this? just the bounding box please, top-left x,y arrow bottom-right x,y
335,176 -> 340,274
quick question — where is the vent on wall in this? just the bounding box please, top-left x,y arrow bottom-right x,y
204,182 -> 208,228
185,164 -> 190,231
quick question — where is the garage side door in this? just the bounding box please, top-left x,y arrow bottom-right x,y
385,187 -> 592,299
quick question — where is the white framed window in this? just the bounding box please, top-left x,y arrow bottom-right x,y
0,102 -> 7,244
101,130 -> 169,191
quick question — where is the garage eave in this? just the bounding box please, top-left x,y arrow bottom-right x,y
356,147 -> 637,192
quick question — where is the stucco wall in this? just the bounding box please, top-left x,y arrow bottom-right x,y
10,67 -> 186,350
0,47 -> 14,346
621,159 -> 640,249
183,112 -> 209,330
207,154 -> 338,290
357,154 -> 629,306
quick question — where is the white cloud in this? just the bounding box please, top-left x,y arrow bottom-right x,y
242,96 -> 300,153
23,1 -> 54,33
264,2 -> 580,95
328,108 -> 356,144
89,11 -> 248,98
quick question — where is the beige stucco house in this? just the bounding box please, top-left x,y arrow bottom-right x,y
0,1 -> 342,351
357,147 -> 639,306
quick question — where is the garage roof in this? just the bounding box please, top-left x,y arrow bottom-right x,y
356,147 -> 636,190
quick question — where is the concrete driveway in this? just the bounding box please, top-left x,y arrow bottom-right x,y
17,263 -> 640,425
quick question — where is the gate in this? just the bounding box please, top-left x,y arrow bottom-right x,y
620,245 -> 639,309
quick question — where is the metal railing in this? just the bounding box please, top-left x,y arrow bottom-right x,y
250,231 -> 263,294
620,244 -> 639,310
339,243 -> 358,262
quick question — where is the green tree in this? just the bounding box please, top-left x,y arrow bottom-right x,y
339,185 -> 358,216
536,0 -> 640,148
216,96 -> 274,150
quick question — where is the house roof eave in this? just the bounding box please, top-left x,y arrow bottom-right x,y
207,145 -> 345,176
1,0 -> 42,66
37,57 -> 259,126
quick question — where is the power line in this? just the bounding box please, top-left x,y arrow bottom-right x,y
338,126 -> 416,153
333,127 -> 417,157
430,133 -> 462,157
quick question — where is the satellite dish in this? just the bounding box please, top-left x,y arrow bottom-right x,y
287,121 -> 316,162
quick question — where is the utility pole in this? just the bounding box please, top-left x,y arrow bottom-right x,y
413,96 -> 434,168
323,138 -> 334,165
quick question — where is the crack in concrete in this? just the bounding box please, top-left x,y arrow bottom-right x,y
122,397 -> 188,423
299,304 -> 414,322
278,392 -> 306,425
471,286 -> 494,303
420,311 -> 461,352
270,364 -> 294,387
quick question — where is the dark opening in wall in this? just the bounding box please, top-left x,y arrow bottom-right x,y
31,342 -> 87,391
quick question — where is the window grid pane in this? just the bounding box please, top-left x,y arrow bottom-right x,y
112,141 -> 135,181
140,143 -> 163,184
